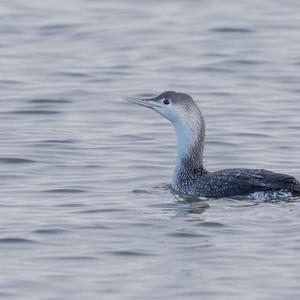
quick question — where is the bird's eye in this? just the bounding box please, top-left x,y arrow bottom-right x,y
163,98 -> 170,105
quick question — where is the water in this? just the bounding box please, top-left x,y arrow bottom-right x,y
1,0 -> 300,299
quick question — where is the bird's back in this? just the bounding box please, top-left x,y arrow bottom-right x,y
186,168 -> 300,198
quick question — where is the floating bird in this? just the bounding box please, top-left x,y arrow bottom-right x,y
126,91 -> 300,198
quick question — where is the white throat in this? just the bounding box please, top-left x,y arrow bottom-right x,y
172,111 -> 205,187
174,121 -> 196,170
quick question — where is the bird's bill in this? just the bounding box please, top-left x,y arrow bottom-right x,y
125,96 -> 161,109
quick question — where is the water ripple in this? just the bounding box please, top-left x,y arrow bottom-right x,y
33,228 -> 69,235
210,27 -> 254,33
109,250 -> 152,257
0,238 -> 38,244
28,98 -> 72,104
76,208 -> 126,214
0,158 -> 35,164
168,232 -> 209,238
43,188 -> 86,193
10,110 -> 61,115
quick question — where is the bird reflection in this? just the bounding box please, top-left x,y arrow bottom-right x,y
173,194 -> 209,218
148,183 -> 210,218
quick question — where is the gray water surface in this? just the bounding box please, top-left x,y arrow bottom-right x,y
1,0 -> 300,299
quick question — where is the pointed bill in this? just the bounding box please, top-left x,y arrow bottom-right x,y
124,96 -> 161,109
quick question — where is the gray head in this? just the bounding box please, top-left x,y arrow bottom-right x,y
126,91 -> 202,126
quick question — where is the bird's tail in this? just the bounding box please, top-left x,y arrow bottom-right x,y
292,180 -> 300,195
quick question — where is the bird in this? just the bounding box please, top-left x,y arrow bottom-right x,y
126,91 -> 300,198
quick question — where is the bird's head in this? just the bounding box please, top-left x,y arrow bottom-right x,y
126,91 -> 199,126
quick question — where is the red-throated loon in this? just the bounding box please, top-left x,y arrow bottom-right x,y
126,91 -> 300,198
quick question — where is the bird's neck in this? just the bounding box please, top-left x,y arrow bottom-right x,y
172,111 -> 205,187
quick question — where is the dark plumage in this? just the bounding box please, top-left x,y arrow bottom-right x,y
127,91 -> 300,198
177,168 -> 300,198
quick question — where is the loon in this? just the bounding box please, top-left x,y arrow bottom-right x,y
126,91 -> 300,198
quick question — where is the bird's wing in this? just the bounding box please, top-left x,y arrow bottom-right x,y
200,168 -> 300,198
